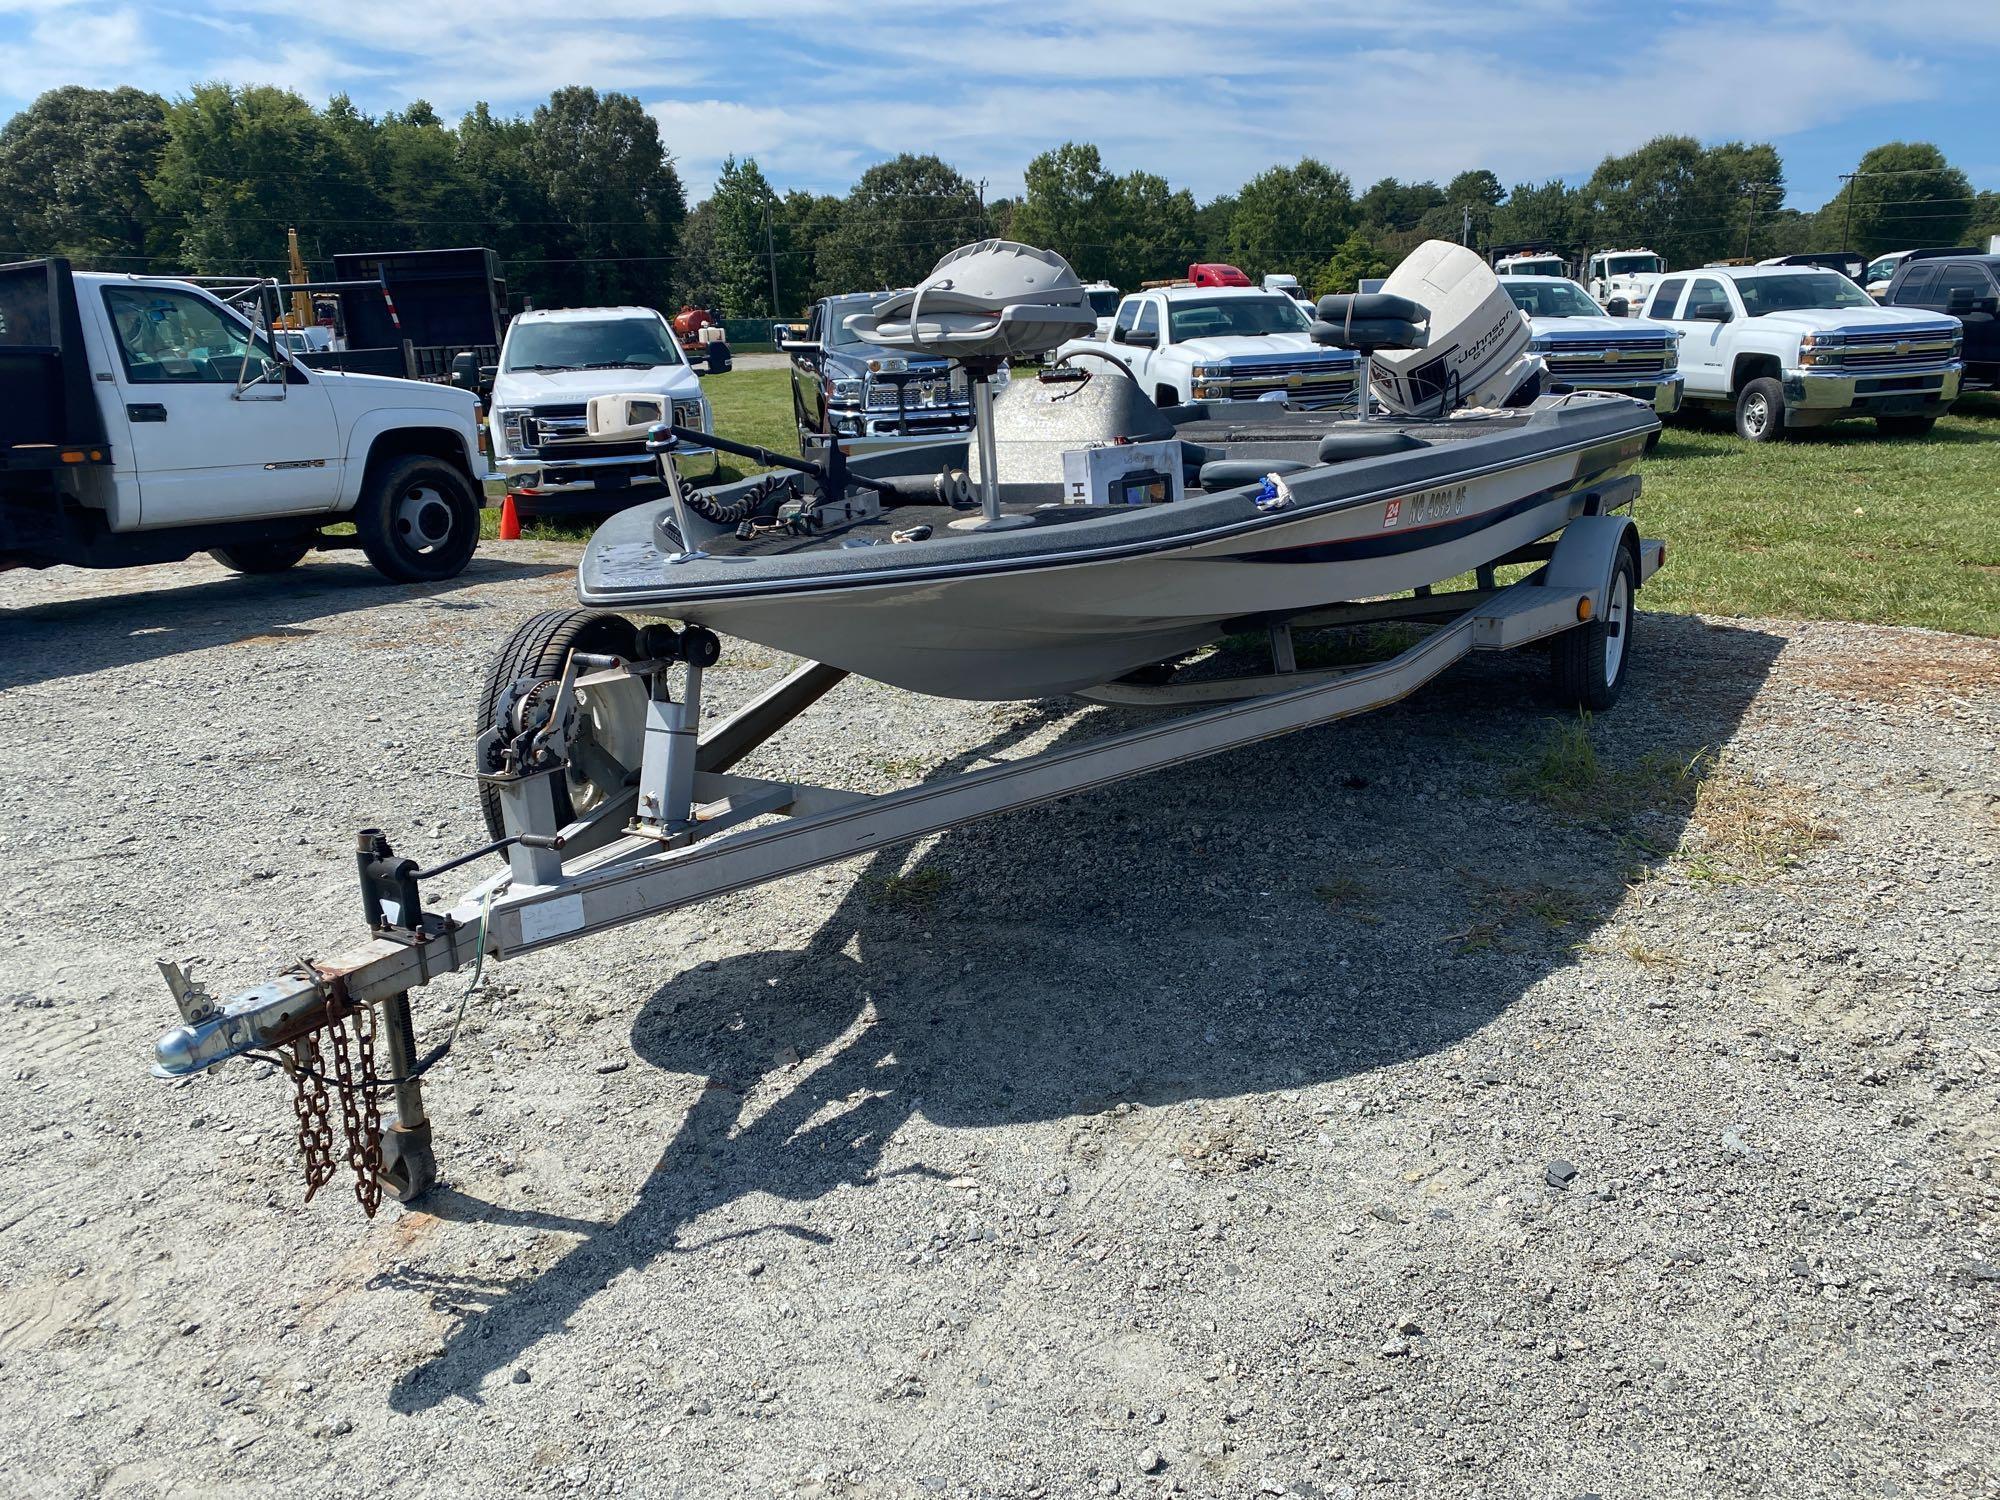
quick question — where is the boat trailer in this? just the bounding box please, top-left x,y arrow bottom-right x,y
152,505 -> 1662,1215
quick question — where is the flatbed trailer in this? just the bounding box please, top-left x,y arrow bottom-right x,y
151,502 -> 1662,1214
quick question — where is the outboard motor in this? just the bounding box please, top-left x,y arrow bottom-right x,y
1316,240 -> 1544,418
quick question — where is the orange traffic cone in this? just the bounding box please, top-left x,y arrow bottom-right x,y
498,492 -> 522,541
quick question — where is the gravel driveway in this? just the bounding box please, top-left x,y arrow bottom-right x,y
2,547 -> 1995,1500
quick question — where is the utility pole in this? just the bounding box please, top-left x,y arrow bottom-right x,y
1741,181 -> 1778,260
1462,204 -> 1472,248
1838,172 -> 1858,249
763,205 -> 780,316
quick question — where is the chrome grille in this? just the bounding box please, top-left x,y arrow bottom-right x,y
866,376 -> 957,410
1834,337 -> 1957,370
1541,341 -> 1671,379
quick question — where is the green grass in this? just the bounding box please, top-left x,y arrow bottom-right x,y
1636,392 -> 2000,636
480,376 -> 2000,637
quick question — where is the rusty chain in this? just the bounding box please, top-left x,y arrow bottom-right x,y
289,1032 -> 336,1202
277,986 -> 389,1217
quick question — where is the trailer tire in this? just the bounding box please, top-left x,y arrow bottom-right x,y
1733,377 -> 1788,443
355,455 -> 480,583
1550,548 -> 1635,713
209,537 -> 313,574
477,609 -> 643,843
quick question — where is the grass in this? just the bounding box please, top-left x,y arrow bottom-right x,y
1636,392 -> 2000,636
480,375 -> 2000,637
1505,712 -> 1709,822
864,865 -> 951,913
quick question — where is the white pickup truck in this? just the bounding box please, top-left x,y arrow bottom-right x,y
1498,276 -> 1683,441
1053,284 -> 1360,411
1636,265 -> 1963,440
1,258 -> 486,580
486,305 -> 714,512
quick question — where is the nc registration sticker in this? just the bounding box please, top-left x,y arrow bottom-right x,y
1382,498 -> 1402,528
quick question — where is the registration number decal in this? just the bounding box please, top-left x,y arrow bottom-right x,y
1388,482 -> 1470,527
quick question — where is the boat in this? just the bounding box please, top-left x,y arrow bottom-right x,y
564,237 -> 1659,702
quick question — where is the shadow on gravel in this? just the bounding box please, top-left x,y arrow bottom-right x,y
387,611 -> 1784,1413
0,555 -> 567,691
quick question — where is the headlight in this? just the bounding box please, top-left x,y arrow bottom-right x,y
1659,342 -> 1677,371
495,407 -> 533,453
830,378 -> 864,405
1525,340 -> 1551,355
1190,364 -> 1226,380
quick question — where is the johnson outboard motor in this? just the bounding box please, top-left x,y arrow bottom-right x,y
846,240 -> 1097,531
1315,239 -> 1544,418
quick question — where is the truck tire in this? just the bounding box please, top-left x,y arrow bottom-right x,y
355,454 -> 480,583
476,609 -> 643,843
1875,414 -> 1936,438
209,537 -> 313,574
1733,377 -> 1788,442
1549,548 -> 1636,713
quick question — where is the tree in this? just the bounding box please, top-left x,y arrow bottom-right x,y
1194,194 -> 1237,262
1313,231 -> 1390,296
1356,177 -> 1444,233
1489,179 -> 1587,252
1584,135 -> 1784,267
0,86 -> 170,264
1010,142 -> 1115,280
1229,158 -> 1354,275
816,153 -> 984,292
1969,189 -> 2000,248
1100,170 -> 1198,288
516,86 -> 684,306
772,189 -> 843,309
702,155 -> 779,316
1820,142 -> 1974,254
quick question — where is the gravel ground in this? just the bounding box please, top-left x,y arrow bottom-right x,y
1,547 -> 1996,1500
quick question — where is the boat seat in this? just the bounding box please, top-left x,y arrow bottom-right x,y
1312,292 -> 1428,355
1199,458 -> 1309,491
1317,429 -> 1427,462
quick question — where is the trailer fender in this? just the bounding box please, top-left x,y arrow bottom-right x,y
337,411 -> 480,510
1542,512 -> 1639,618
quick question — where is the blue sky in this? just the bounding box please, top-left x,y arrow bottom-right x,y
3,0 -> 1996,208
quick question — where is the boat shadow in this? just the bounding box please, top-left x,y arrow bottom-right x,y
0,554 -> 569,692
385,610 -> 1784,1413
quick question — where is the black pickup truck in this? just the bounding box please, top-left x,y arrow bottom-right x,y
1880,250 -> 2000,389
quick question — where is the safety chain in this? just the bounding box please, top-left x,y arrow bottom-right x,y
289,1032 -> 337,1202
302,990 -> 386,1218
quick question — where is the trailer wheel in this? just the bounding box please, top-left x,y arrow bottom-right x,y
377,1117 -> 436,1203
477,609 -> 645,843
1733,377 -> 1788,443
355,455 -> 480,583
209,537 -> 313,574
1550,549 -> 1636,712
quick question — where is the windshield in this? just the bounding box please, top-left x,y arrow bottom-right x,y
1502,259 -> 1565,277
1738,273 -> 1876,316
1087,289 -> 1121,317
1167,295 -> 1312,341
1503,280 -> 1602,318
503,315 -> 681,372
1605,255 -> 1663,277
827,296 -> 887,348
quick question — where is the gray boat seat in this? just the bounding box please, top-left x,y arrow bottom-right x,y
1312,292 -> 1428,354
1317,429 -> 1427,462
1199,458 -> 1310,491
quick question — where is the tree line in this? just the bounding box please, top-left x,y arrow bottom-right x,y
3,84 -> 1995,319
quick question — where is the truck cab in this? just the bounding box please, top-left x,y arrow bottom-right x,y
2,258 -> 486,580
1639,265 -> 1963,440
1585,250 -> 1666,315
1881,252 -> 2000,388
785,291 -> 980,457
1498,276 -> 1683,430
1053,285 -> 1359,411
487,306 -> 713,511
1494,252 -> 1568,279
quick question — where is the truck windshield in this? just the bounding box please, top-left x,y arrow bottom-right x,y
826,297 -> 888,348
1167,296 -> 1311,341
1738,273 -> 1876,316
1087,289 -> 1121,317
1502,260 -> 1565,277
1503,281 -> 1602,318
1605,256 -> 1663,277
504,316 -> 681,372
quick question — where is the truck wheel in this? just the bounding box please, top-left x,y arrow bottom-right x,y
209,537 -> 313,574
1550,548 -> 1636,713
355,455 -> 480,583
476,609 -> 645,843
1875,415 -> 1936,438
1733,378 -> 1788,442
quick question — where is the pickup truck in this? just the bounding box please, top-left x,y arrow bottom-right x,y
1498,276 -> 1683,438
1637,264 -> 1963,440
487,305 -> 714,513
1,258 -> 486,579
1053,285 -> 1360,411
1879,251 -> 2000,388
784,291 -> 979,457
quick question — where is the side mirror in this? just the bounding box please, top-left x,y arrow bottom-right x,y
1120,328 -> 1158,348
448,351 -> 481,392
1946,288 -> 1975,315
1606,297 -> 1629,318
1691,304 -> 1731,324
